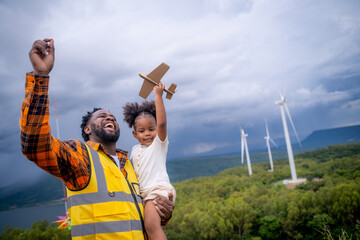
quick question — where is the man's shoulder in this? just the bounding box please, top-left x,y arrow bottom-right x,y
62,139 -> 89,155
63,139 -> 86,148
117,148 -> 128,156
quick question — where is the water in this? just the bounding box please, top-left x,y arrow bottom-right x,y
0,203 -> 65,233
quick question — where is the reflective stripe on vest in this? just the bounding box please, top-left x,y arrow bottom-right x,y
67,190 -> 141,208
71,220 -> 143,237
67,145 -> 145,239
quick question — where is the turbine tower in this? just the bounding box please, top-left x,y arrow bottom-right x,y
275,93 -> 301,181
264,119 -> 278,172
239,122 -> 252,176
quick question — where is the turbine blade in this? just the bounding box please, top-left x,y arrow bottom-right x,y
278,89 -> 286,102
265,119 -> 269,137
270,138 -> 278,147
241,137 -> 244,164
238,121 -> 242,132
239,121 -> 245,164
284,102 -> 302,147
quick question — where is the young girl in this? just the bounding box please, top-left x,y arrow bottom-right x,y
123,83 -> 176,240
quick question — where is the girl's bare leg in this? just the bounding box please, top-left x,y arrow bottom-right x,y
144,200 -> 167,240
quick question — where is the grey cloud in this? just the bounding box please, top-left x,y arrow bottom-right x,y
0,0 -> 359,187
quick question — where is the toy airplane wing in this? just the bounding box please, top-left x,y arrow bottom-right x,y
147,62 -> 170,83
138,62 -> 177,99
139,79 -> 155,99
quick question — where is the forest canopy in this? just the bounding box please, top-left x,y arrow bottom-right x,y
164,143 -> 360,240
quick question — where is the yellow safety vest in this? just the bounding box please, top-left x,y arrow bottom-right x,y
66,145 -> 146,240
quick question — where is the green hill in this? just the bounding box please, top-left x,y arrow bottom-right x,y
1,143 -> 360,239
164,143 -> 360,239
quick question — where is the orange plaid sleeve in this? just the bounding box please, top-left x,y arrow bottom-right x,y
20,73 -> 90,190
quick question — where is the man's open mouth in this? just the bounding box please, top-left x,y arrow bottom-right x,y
104,122 -> 115,129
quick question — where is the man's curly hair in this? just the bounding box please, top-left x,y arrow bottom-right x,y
123,101 -> 156,129
80,107 -> 103,141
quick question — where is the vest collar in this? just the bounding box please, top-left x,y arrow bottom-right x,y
86,141 -> 128,158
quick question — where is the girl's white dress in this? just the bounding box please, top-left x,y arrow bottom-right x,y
130,135 -> 176,201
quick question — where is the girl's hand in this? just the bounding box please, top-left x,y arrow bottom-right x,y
154,82 -> 165,97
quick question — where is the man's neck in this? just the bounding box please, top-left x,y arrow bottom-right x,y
101,143 -> 117,156
90,137 -> 117,155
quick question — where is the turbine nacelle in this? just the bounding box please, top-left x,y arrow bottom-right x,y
275,100 -> 284,105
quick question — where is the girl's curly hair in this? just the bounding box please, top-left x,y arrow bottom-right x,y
123,100 -> 156,129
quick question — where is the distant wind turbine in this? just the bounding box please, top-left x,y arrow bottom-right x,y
239,122 -> 252,176
275,92 -> 301,181
264,119 -> 278,172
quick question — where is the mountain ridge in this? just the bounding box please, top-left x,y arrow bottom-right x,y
301,124 -> 360,148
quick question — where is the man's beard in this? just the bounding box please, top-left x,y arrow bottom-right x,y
91,123 -> 120,143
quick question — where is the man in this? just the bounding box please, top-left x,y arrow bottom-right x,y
20,38 -> 174,239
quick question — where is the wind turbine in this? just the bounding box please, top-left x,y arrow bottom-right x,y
239,122 -> 252,176
264,119 -> 278,172
275,92 -> 301,181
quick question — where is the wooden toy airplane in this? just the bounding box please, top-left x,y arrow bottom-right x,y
138,62 -> 177,100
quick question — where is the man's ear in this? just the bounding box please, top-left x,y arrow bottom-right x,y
85,125 -> 91,135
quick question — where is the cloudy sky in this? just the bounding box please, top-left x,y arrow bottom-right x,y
1,0 -> 359,187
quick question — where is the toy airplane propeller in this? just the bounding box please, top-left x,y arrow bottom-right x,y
139,62 -> 177,100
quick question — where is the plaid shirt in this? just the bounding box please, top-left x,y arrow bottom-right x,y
20,73 -> 128,190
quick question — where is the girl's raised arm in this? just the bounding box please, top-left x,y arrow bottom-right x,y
154,82 -> 167,141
